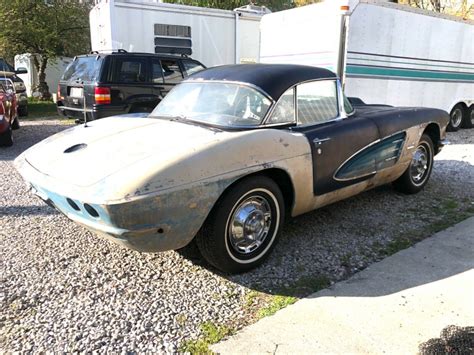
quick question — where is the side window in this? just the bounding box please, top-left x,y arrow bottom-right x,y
151,59 -> 164,83
297,80 -> 338,125
161,59 -> 184,83
0,84 -> 4,93
182,60 -> 205,76
113,58 -> 148,83
266,88 -> 295,124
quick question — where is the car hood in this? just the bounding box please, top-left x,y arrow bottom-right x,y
21,116 -> 224,187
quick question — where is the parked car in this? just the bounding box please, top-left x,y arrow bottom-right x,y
56,50 -> 206,122
0,73 -> 28,116
16,64 -> 449,273
0,78 -> 19,147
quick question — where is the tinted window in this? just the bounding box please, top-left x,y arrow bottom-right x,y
62,56 -> 103,82
161,59 -> 183,83
113,58 -> 148,83
267,88 -> 295,124
151,59 -> 164,83
297,81 -> 338,125
182,60 -> 205,76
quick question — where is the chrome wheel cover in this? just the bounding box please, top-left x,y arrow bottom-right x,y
451,108 -> 463,128
410,144 -> 429,185
228,195 -> 272,255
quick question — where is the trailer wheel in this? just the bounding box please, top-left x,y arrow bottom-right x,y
461,106 -> 473,129
447,104 -> 465,132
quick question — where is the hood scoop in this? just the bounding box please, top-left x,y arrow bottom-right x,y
64,143 -> 87,154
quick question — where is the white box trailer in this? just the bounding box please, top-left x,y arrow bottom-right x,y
260,0 -> 474,130
90,0 -> 268,68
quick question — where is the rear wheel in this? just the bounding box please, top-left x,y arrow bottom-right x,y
0,124 -> 13,147
393,134 -> 433,194
18,105 -> 28,117
447,104 -> 465,132
196,176 -> 285,274
461,106 -> 473,129
11,117 -> 20,130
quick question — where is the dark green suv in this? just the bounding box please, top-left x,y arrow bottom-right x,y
56,50 -> 205,122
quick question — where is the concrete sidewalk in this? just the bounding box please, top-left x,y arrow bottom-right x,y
212,217 -> 474,354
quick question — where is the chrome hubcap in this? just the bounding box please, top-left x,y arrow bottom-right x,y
411,145 -> 429,184
228,196 -> 272,254
451,108 -> 463,127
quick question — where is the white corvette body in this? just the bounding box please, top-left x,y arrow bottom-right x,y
15,65 -> 449,267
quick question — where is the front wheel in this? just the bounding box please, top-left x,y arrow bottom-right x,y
196,176 -> 285,274
393,134 -> 434,194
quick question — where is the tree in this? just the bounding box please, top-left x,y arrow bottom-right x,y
0,0 -> 92,99
397,0 -> 473,19
163,0 -> 295,11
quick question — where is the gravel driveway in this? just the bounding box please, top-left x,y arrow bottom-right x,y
1,120 -> 473,352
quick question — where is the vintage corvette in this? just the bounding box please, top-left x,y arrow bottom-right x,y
15,64 -> 449,273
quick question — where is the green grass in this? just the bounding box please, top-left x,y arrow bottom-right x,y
277,275 -> 331,298
257,295 -> 297,319
25,98 -> 59,119
180,322 -> 234,354
383,199 -> 474,256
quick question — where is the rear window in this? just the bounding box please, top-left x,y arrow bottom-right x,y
62,56 -> 103,82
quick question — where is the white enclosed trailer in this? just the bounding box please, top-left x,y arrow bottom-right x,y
260,0 -> 474,130
90,0 -> 268,68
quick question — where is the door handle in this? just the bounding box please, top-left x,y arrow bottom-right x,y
313,137 -> 331,145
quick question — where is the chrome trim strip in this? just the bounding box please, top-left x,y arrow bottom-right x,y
312,137 -> 331,145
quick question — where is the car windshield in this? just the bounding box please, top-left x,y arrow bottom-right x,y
151,82 -> 272,127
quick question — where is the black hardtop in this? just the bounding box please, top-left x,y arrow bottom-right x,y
186,64 -> 337,101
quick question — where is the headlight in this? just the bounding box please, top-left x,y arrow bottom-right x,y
0,115 -> 4,122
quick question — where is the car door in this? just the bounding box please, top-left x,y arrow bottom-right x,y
290,80 -> 380,196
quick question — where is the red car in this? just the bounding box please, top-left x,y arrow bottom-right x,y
0,78 -> 19,147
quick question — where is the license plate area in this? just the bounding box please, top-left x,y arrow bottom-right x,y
69,87 -> 84,98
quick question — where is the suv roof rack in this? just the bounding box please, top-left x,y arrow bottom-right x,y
89,49 -> 128,54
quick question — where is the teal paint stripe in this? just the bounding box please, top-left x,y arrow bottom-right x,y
347,57 -> 474,71
346,65 -> 474,82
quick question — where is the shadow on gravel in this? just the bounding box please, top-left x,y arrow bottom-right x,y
0,123 -> 68,161
0,205 -> 59,217
181,159 -> 473,299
